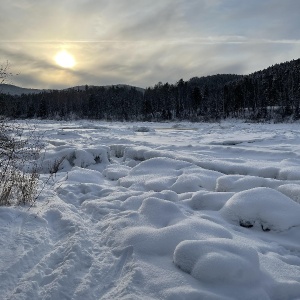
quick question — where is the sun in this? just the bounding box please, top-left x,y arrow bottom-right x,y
54,50 -> 76,68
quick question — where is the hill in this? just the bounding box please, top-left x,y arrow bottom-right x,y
0,58 -> 299,122
0,84 -> 45,95
0,83 -> 145,96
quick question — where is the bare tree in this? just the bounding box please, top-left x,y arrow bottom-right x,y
0,61 -> 12,85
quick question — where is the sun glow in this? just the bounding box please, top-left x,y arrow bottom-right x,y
54,50 -> 76,68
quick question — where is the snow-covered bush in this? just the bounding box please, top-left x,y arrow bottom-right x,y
0,121 -> 42,206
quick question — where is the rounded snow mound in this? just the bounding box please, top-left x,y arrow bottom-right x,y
220,187 -> 300,231
103,164 -> 131,180
174,238 -> 261,284
277,184 -> 300,204
40,146 -> 110,172
138,197 -> 185,228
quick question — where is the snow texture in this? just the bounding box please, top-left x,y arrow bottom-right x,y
220,187 -> 300,231
1,120 -> 300,300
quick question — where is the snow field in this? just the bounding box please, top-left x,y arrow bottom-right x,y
1,120 -> 300,299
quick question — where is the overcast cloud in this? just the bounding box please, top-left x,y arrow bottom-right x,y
1,0 -> 300,89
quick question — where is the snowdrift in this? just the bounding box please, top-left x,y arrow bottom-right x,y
1,120 -> 300,300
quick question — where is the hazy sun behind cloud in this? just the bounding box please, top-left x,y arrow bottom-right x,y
1,0 -> 300,89
54,50 -> 76,68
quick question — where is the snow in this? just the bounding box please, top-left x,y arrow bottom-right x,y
174,239 -> 261,283
1,120 -> 300,300
277,184 -> 300,203
220,187 -> 300,231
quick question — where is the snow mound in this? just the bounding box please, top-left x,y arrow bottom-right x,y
186,191 -> 234,211
198,158 -> 279,179
121,190 -> 178,211
138,197 -> 185,228
277,184 -> 300,203
119,157 -> 220,193
103,164 -> 131,180
278,166 -> 300,180
54,167 -> 112,205
220,187 -> 300,231
119,216 -> 232,256
119,157 -> 191,191
171,167 -> 220,193
171,174 -> 204,193
216,174 -> 282,192
40,146 -> 110,172
60,167 -> 105,184
123,146 -> 153,161
173,239 -> 262,285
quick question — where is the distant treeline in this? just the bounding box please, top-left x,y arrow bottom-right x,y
1,58 -> 300,122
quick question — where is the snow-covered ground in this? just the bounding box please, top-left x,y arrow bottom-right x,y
1,120 -> 300,300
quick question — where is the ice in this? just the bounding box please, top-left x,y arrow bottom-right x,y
2,120 -> 300,300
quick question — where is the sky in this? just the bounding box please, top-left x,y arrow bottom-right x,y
1,0 -> 300,89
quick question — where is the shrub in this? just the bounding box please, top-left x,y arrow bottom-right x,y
0,120 -> 43,206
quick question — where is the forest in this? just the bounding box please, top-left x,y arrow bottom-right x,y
0,58 -> 300,122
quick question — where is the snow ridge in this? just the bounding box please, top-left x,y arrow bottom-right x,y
1,120 -> 300,300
